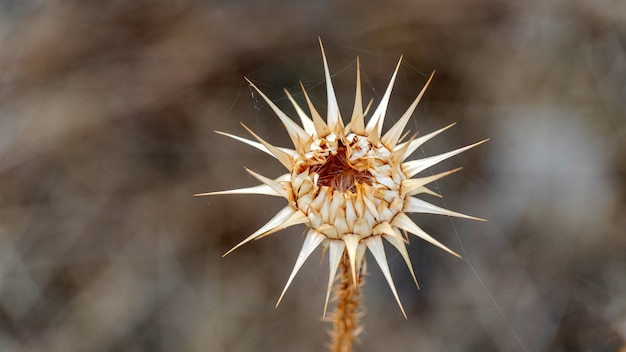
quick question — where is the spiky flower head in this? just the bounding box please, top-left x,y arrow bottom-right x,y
198,41 -> 487,318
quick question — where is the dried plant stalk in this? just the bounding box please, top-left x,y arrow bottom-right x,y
330,253 -> 363,352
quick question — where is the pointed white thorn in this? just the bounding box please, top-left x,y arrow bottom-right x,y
402,139 -> 489,178
320,240 -> 329,265
276,231 -> 325,307
323,240 -> 346,318
396,122 -> 457,161
404,197 -> 487,221
223,206 -> 297,257
389,133 -> 416,166
364,236 -> 407,318
215,130 -> 269,155
381,71 -> 435,149
284,88 -> 316,136
343,234 -> 361,287
300,82 -> 330,137
257,209 -> 309,239
400,168 -> 462,196
392,213 -> 462,258
195,174 -> 290,197
373,222 -> 406,242
244,168 -> 288,198
354,243 -> 366,279
245,78 -> 310,149
349,57 -> 365,135
416,186 -> 442,198
240,123 -> 294,170
367,118 -> 381,146
366,56 -> 403,136
195,184 -> 280,197
383,234 -> 419,288
215,131 -> 295,157
319,39 -> 342,131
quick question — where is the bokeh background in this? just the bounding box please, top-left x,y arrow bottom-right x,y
1,0 -> 625,351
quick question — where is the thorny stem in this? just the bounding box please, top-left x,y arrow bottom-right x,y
330,252 -> 364,352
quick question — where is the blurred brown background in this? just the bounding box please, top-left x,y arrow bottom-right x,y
0,0 -> 625,351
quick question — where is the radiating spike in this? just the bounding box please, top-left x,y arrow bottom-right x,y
245,78 -> 310,149
276,231 -> 325,307
383,234 -> 419,288
410,186 -> 443,198
343,234 -> 361,287
215,130 -> 268,155
364,236 -> 407,318
402,139 -> 489,178
244,168 -> 289,198
365,56 -> 403,136
283,89 -> 316,136
323,240 -> 345,317
349,57 -> 365,135
373,222 -> 405,242
320,240 -> 329,265
240,123 -> 294,170
215,131 -> 295,157
392,213 -> 461,258
389,133 -> 416,166
421,187 -> 442,198
223,206 -> 297,257
381,71 -> 435,149
354,243 -> 366,278
300,82 -> 331,137
195,184 -> 281,197
400,168 -> 462,196
319,39 -> 343,131
404,197 -> 487,221
257,209 -> 309,239
396,123 -> 456,161
366,119 -> 381,146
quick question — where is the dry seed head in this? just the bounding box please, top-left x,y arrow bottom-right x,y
197,40 -> 487,318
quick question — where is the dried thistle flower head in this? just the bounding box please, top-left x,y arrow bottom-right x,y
198,41 -> 487,318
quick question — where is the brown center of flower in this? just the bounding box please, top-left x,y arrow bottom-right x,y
313,144 -> 374,193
